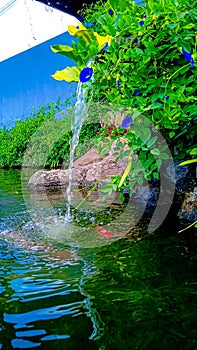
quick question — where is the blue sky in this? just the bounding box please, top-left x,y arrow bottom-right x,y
0,31 -> 77,129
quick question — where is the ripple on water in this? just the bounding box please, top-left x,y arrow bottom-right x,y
0,245 -> 99,349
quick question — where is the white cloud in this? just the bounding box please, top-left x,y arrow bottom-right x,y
0,0 -> 79,62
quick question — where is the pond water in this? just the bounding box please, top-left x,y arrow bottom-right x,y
0,169 -> 197,349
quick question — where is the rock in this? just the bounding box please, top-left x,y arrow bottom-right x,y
73,148 -> 105,167
27,151 -> 196,222
167,161 -> 197,221
27,148 -> 128,190
86,155 -> 127,181
178,188 -> 197,222
27,168 -> 83,190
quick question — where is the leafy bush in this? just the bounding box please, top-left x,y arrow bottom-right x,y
0,105 -> 56,168
51,0 -> 197,199
0,103 -> 101,169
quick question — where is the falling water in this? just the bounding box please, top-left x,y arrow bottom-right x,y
65,81 -> 88,221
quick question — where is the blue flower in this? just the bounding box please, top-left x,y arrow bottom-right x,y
116,80 -> 120,87
121,116 -> 133,129
139,21 -> 145,26
104,42 -> 109,51
108,9 -> 114,15
182,48 -> 195,68
165,95 -> 170,100
79,67 -> 93,83
133,89 -> 140,96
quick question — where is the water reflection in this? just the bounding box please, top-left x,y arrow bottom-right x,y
0,169 -> 197,349
0,240 -> 101,349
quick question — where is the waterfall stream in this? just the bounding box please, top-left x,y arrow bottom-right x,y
65,81 -> 88,221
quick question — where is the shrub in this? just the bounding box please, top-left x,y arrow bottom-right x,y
0,103 -> 101,169
51,0 -> 197,199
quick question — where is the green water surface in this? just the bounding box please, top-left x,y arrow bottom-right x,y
0,169 -> 196,349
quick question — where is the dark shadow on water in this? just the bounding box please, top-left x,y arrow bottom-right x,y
81,227 -> 197,350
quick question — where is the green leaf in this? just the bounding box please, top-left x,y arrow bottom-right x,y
141,128 -> 151,144
138,150 -> 146,162
153,171 -> 159,179
118,158 -> 132,188
169,131 -> 175,138
151,163 -> 158,171
179,159 -> 197,166
183,23 -> 195,29
136,176 -> 144,185
167,23 -> 178,29
100,182 -> 117,194
147,136 -> 158,148
102,193 -> 109,202
190,148 -> 197,155
51,44 -> 74,57
120,149 -> 131,159
143,102 -> 163,111
144,155 -> 154,169
159,152 -> 169,160
125,132 -> 136,140
51,44 -> 84,65
52,66 -> 80,82
150,148 -> 160,156
119,192 -> 124,203
100,186 -> 112,193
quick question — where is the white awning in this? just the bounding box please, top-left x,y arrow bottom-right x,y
0,0 -> 79,62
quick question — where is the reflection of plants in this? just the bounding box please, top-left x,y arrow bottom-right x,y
83,232 -> 197,350
52,0 -> 196,201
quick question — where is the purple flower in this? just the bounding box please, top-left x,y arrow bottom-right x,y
133,89 -> 140,96
165,95 -> 169,100
108,9 -> 114,15
139,21 -> 145,26
121,116 -> 133,129
182,48 -> 195,68
79,67 -> 93,83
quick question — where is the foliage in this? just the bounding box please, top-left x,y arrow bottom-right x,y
52,0 -> 197,201
51,21 -> 112,82
0,105 -> 55,168
0,103 -> 100,169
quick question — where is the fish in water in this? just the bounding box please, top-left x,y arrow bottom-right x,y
95,225 -> 114,239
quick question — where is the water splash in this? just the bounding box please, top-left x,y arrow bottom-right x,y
66,82 -> 88,221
